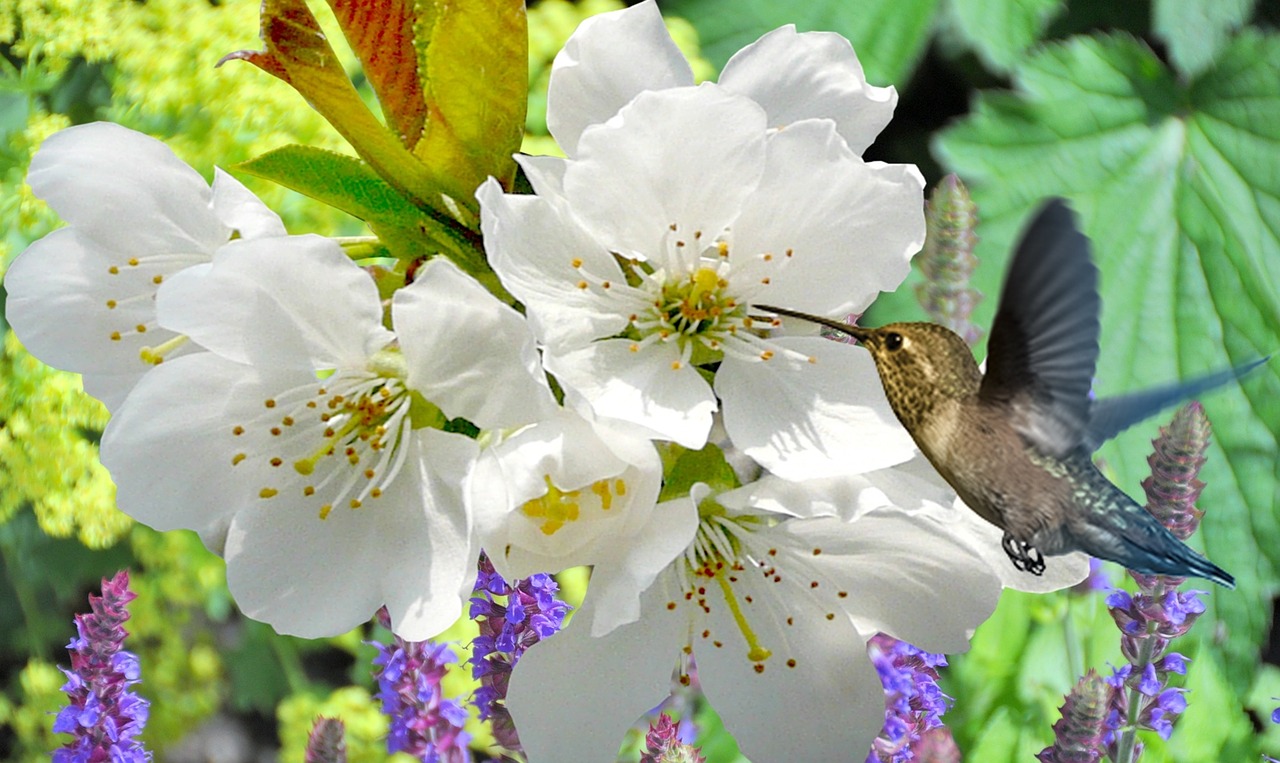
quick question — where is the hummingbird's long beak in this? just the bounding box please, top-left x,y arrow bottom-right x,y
754,304 -> 873,343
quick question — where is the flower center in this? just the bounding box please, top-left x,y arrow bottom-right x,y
520,474 -> 628,535
229,349 -> 440,520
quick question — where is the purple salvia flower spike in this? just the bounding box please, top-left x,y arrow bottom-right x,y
866,633 -> 953,763
1105,403 -> 1214,762
1037,669 -> 1112,763
468,553 -> 571,755
917,174 -> 983,347
304,717 -> 347,763
53,570 -> 152,763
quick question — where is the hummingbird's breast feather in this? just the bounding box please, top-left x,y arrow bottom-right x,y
916,398 -> 1072,541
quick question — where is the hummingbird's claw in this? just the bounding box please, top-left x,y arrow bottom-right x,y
1002,533 -> 1046,576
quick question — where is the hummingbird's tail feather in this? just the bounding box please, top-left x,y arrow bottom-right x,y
1070,501 -> 1236,588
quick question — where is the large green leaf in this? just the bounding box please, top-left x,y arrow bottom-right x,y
947,0 -> 1064,73
1153,0 -> 1256,78
663,0 -> 940,88
935,32 -> 1280,690
412,0 -> 528,192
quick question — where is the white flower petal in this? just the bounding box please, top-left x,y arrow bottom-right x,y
718,456 -> 954,522
4,228 -> 178,382
211,168 -> 287,239
513,153 -> 567,198
563,85 -> 766,259
545,338 -> 716,448
696,600 -> 885,763
941,497 -> 1092,592
786,512 -> 1002,653
545,0 -> 693,156
719,25 -> 897,154
507,585 -> 687,763
718,337 -> 915,480
100,352 -> 294,535
28,122 -> 227,254
585,490 -> 701,636
224,429 -> 476,639
734,120 -> 926,316
156,235 -> 392,370
394,257 -> 557,429
478,178 -> 629,351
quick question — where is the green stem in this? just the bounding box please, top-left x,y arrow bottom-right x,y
1063,598 -> 1084,682
269,634 -> 310,694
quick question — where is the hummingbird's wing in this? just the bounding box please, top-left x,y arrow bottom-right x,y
1082,356 -> 1271,451
979,198 -> 1100,457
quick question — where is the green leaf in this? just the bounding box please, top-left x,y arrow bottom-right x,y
222,0 -> 471,215
412,0 -> 528,191
325,0 -> 427,148
947,0 -> 1064,72
1153,0 -> 1256,78
1170,651 -> 1258,760
663,0 -> 940,88
935,32 -> 1280,690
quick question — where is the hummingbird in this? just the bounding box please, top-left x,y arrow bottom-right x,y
758,198 -> 1263,588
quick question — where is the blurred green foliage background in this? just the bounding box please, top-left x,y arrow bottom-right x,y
0,0 -> 1277,760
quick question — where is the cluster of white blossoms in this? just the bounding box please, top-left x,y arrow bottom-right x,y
5,3 -> 1086,760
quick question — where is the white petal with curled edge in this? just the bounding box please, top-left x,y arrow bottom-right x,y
100,352 -> 298,536
27,122 -> 227,254
563,85 -> 766,262
156,235 -> 392,371
506,584 -> 686,763
695,578 -> 886,763
545,0 -> 693,156
478,178 -> 628,352
223,428 -> 478,640
717,337 -> 915,480
733,120 -> 926,317
586,489 -> 701,636
544,338 -> 716,449
718,25 -> 897,155
211,168 -> 287,240
395,258 -> 557,430
778,512 -> 1001,653
718,456 -> 954,522
4,229 -> 175,379
942,497 -> 1092,592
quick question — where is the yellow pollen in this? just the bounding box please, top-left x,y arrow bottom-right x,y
577,280 -> 588,289
259,487 -> 278,499
520,475 -> 581,536
282,416 -> 294,426
671,361 -> 682,370
152,275 -> 163,285
127,258 -> 139,267
303,486 -> 315,496
786,248 -> 794,257
602,281 -> 611,289
630,343 -> 640,352
808,356 -> 817,364
319,504 -> 333,519
350,499 -> 362,509
717,242 -> 729,257
371,488 -> 383,498
571,258 -> 583,268
763,253 -> 773,261
264,399 -> 277,408
760,351 -> 774,361
105,300 -> 117,309
233,426 -> 244,436
364,468 -> 376,479
760,277 -> 771,285
615,479 -> 626,496
590,480 -> 614,510
232,453 -> 246,465
269,457 -> 282,467
108,266 -> 119,275
110,331 -> 121,341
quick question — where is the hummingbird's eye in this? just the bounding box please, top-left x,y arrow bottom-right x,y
884,332 -> 904,351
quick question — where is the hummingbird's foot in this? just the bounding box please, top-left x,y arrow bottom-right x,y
1002,533 -> 1046,576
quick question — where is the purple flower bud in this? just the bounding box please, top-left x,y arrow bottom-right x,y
1159,653 -> 1189,675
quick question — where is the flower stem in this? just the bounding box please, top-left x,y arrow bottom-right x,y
1113,581 -> 1165,763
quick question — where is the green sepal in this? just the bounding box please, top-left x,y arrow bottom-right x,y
658,442 -> 740,502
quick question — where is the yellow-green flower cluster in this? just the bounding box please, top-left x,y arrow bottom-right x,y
0,659 -> 66,763
279,686 -> 419,763
0,332 -> 123,547
523,0 -> 716,156
0,0 -> 116,74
